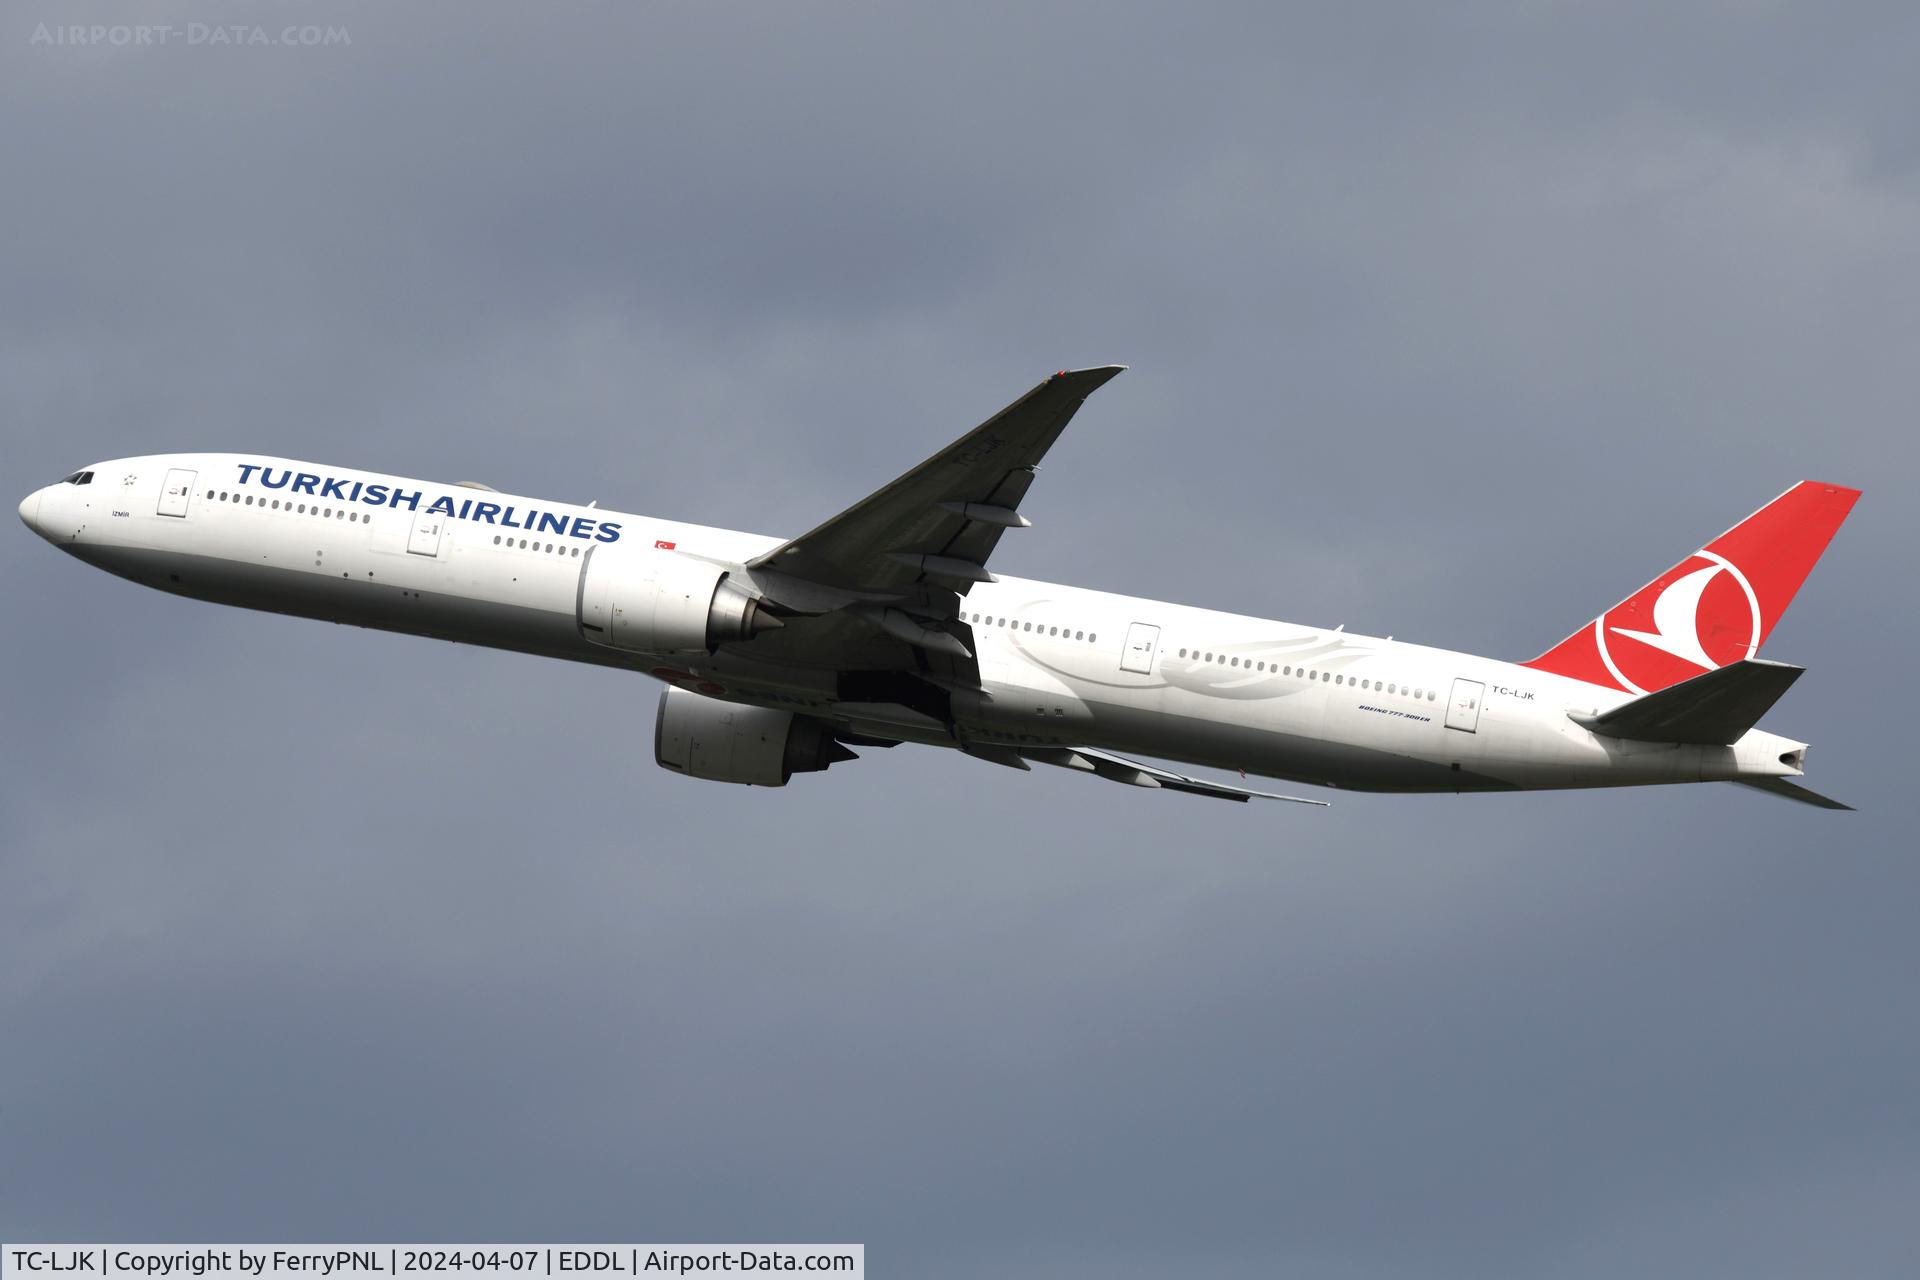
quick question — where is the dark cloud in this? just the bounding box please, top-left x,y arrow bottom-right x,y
3,3 -> 1914,1276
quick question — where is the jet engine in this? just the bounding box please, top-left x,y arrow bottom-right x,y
578,547 -> 781,655
654,684 -> 856,786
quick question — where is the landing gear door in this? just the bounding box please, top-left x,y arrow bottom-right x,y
1445,677 -> 1485,733
1120,622 -> 1161,675
406,507 -> 445,557
157,468 -> 197,518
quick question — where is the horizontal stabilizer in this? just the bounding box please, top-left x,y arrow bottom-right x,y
1570,658 -> 1802,745
1732,777 -> 1855,811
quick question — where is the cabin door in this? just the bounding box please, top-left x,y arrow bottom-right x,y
1445,678 -> 1485,733
406,506 -> 445,557
157,468 -> 197,518
1120,622 -> 1161,675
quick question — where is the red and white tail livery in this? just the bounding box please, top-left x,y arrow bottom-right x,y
19,368 -> 1863,811
1523,482 -> 1861,695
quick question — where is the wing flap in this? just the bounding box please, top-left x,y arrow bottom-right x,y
1024,746 -> 1329,806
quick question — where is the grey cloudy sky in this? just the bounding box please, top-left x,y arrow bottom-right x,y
4,3 -> 1916,1275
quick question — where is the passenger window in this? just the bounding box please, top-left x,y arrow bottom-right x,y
1088,634 -> 1096,644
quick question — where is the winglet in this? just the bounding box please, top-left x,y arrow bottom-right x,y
1054,364 -> 1128,385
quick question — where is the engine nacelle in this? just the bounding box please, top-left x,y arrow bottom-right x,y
654,685 -> 855,786
578,547 -> 778,655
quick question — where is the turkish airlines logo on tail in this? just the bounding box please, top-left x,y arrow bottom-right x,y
1594,550 -> 1762,694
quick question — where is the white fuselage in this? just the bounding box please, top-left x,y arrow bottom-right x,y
21,454 -> 1809,795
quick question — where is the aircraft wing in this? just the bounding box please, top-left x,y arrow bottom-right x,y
748,365 -> 1126,594
1023,746 -> 1330,806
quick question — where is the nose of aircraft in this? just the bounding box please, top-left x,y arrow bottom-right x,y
19,487 -> 42,533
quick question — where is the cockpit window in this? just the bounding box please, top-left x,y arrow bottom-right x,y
63,471 -> 94,485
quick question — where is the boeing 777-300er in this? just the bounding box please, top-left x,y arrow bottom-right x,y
20,367 -> 1861,808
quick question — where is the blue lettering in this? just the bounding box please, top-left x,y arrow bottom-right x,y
595,521 -> 623,543
361,483 -> 389,506
455,498 -> 473,520
291,473 -> 320,495
499,506 -> 521,528
427,496 -> 456,516
568,516 -> 596,540
320,477 -> 349,500
236,463 -> 261,485
473,502 -> 502,524
348,480 -> 364,501
388,488 -> 422,511
259,467 -> 291,490
536,512 -> 570,536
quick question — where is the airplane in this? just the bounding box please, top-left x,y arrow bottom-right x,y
19,366 -> 1860,809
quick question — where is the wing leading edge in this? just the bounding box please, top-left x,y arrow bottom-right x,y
748,365 -> 1126,595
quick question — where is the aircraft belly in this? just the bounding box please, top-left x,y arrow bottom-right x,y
73,544 -> 609,664
1066,698 -> 1501,792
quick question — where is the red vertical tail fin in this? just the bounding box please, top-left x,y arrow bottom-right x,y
1522,481 -> 1861,694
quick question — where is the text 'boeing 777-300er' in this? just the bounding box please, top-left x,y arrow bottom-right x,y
21,367 -> 1861,809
